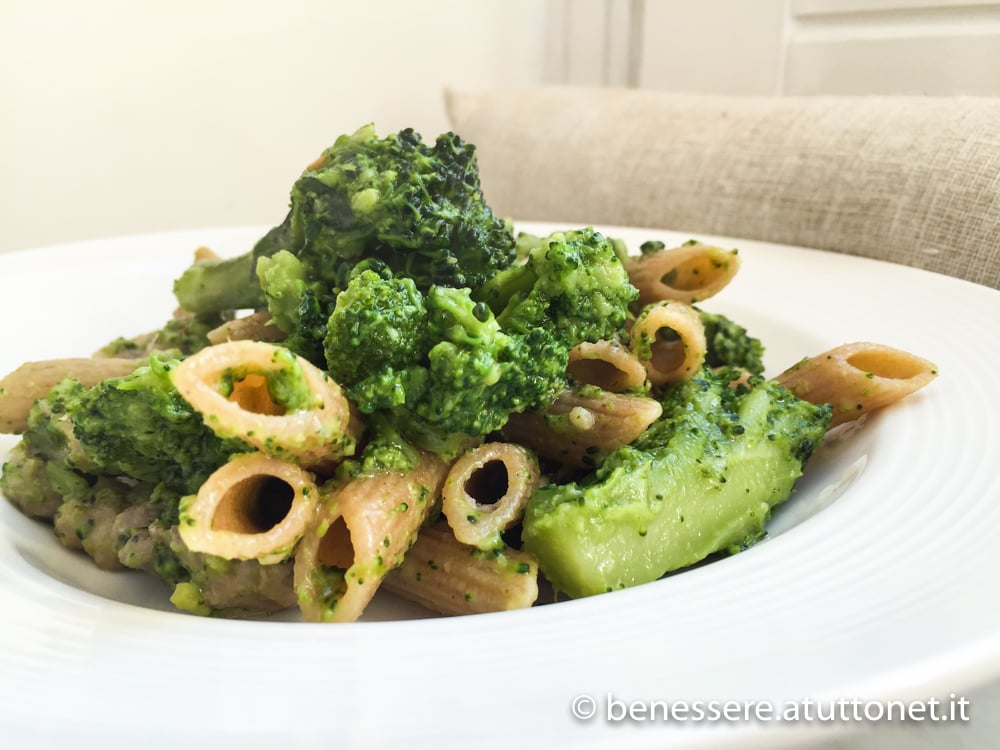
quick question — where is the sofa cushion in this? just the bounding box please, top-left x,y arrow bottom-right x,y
446,86 -> 1000,289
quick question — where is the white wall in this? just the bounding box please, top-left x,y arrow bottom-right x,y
0,0 -> 554,253
4,0 -> 997,254
637,0 -> 1000,95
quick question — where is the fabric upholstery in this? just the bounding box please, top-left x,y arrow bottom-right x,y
445,86 -> 1000,289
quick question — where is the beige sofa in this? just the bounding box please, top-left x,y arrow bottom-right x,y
446,87 -> 1000,289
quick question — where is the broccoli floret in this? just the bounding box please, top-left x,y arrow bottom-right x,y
521,367 -> 832,598
699,309 -> 766,375
61,358 -> 249,496
324,263 -> 430,386
478,228 -> 638,346
323,269 -> 569,450
280,125 -> 515,291
173,124 -> 515,315
254,250 -> 336,364
414,287 -> 568,436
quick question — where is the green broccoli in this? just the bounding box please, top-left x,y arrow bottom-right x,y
477,228 -> 638,346
173,124 -> 515,315
521,367 -> 832,598
172,252 -> 264,314
4,359 -> 251,516
699,309 -> 766,375
254,250 -> 336,365
324,262 -> 429,386
322,267 -> 569,450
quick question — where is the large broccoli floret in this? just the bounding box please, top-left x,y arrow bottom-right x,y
173,124 -> 515,314
521,367 -> 832,598
323,268 -> 569,449
478,228 -> 638,346
699,309 -> 766,375
22,359 -> 250,498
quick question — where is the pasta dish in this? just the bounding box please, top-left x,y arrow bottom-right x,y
0,125 -> 937,622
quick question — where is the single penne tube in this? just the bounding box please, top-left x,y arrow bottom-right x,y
774,341 -> 939,426
625,241 -> 741,307
629,301 -> 707,386
207,310 -> 287,345
0,357 -> 139,433
383,521 -> 539,616
502,387 -> 663,468
171,340 -> 360,470
178,453 -> 320,565
293,452 -> 448,623
441,442 -> 541,549
567,339 -> 647,392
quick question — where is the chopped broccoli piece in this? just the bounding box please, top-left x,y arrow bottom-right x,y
521,367 -> 832,598
478,228 -> 638,346
323,268 -> 570,450
172,252 -> 264,315
255,250 -> 336,364
699,309 -> 766,375
324,262 -> 430,387
173,124 -> 516,316
278,124 -> 515,292
40,359 -> 251,496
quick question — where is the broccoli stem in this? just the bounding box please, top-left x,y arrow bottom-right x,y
172,252 -> 264,314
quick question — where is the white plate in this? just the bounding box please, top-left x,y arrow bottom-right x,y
0,223 -> 997,749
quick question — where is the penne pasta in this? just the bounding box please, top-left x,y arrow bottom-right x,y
293,451 -> 448,622
178,453 -> 320,565
629,301 -> 707,386
567,339 -> 647,392
0,358 -> 139,434
774,341 -> 939,425
171,340 -> 360,470
383,520 -> 539,616
626,241 -> 741,308
502,386 -> 663,468
52,477 -> 132,571
441,442 -> 541,550
207,310 -> 287,346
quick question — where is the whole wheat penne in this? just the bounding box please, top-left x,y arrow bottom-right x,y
178,453 -> 320,565
567,339 -> 647,392
502,387 -> 663,468
293,451 -> 448,623
207,310 -> 287,345
171,340 -> 360,470
442,442 -> 541,550
626,242 -> 741,307
774,341 -> 939,426
629,301 -> 707,386
383,520 -> 538,616
0,357 -> 138,433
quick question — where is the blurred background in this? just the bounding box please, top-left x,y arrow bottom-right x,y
2,0 -> 998,253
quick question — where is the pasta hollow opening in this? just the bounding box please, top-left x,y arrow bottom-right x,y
650,328 -> 685,372
660,256 -> 728,292
317,517 -> 354,570
227,373 -> 285,416
846,350 -> 927,380
212,475 -> 295,534
465,460 -> 510,508
567,359 -> 629,391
